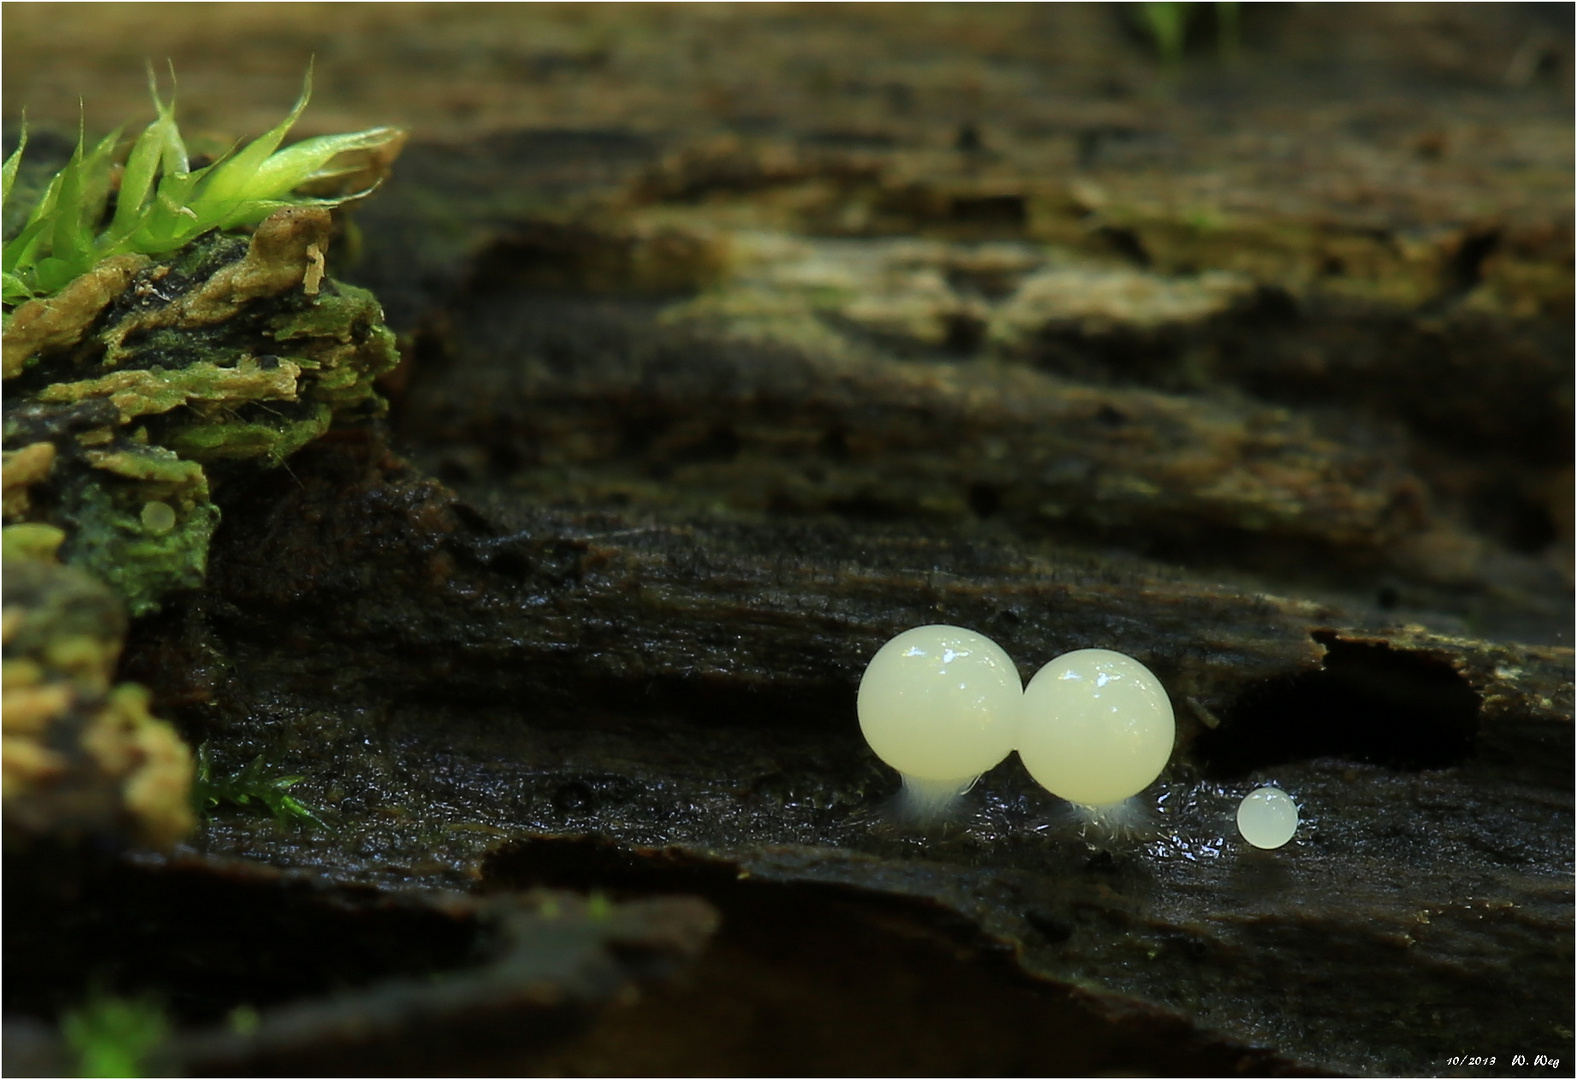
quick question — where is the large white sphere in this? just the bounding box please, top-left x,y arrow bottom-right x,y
1019,648 -> 1174,807
1237,786 -> 1299,849
857,625 -> 1023,783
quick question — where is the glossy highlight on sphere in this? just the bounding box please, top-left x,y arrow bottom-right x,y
1018,648 -> 1174,807
1237,786 -> 1299,849
857,625 -> 1022,784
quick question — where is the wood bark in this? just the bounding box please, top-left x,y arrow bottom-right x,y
4,5 -> 1571,1076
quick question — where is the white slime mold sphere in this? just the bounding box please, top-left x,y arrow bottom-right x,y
858,625 -> 1023,819
1237,786 -> 1299,849
1018,648 -> 1174,808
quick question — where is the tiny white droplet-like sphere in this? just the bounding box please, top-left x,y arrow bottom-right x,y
140,500 -> 177,535
1018,648 -> 1174,807
1237,786 -> 1299,849
857,625 -> 1022,787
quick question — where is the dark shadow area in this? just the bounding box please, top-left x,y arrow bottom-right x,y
1437,228 -> 1501,302
2,847 -> 481,1026
1195,632 -> 1481,777
466,220 -> 721,299
479,835 -> 1297,1077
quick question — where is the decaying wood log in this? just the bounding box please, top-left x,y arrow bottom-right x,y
4,4 -> 1571,1076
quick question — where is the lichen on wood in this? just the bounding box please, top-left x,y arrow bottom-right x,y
3,206 -> 399,616
2,539 -> 192,847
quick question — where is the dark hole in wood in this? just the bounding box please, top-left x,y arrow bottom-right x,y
1195,632 -> 1480,776
1023,908 -> 1075,943
801,129 -> 898,150
818,426 -> 851,462
486,439 -> 525,476
1084,849 -> 1119,873
1531,45 -> 1563,80
944,265 -> 1024,300
450,500 -> 497,537
967,481 -> 1002,519
1246,283 -> 1301,324
942,311 -> 986,354
552,779 -> 599,814
1472,485 -> 1558,554
436,456 -> 474,483
1442,228 -> 1501,298
465,220 -> 709,299
827,494 -> 908,522
671,425 -> 742,464
1093,224 -> 1152,268
1030,323 -> 1180,386
1093,403 -> 1129,428
484,544 -> 532,578
949,194 -> 1026,227
618,414 -> 668,456
468,222 -> 614,294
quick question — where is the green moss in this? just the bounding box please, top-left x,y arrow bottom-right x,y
62,992 -> 170,1079
1,551 -> 126,661
226,1005 -> 261,1036
271,282 -> 399,412
59,477 -> 220,618
3,63 -> 403,306
273,282 -> 378,341
2,68 -> 404,615
193,743 -> 331,830
165,403 -> 333,464
2,521 -> 66,562
5,221 -> 400,614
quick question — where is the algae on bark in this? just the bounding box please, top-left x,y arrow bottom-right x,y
1,179 -> 401,855
2,207 -> 399,616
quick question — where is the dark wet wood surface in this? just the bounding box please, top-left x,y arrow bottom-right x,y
4,5 -> 1572,1076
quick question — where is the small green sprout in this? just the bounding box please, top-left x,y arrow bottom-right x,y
1141,2 -> 1191,70
61,992 -> 169,1079
192,742 -> 331,830
1138,2 -> 1241,69
226,1004 -> 261,1036
3,62 -> 404,306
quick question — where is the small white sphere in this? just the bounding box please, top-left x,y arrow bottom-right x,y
140,500 -> 177,534
1237,786 -> 1299,849
1018,648 -> 1174,807
857,625 -> 1022,787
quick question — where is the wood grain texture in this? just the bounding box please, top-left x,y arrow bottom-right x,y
5,4 -> 1571,1076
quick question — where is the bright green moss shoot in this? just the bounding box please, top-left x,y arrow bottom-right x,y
62,993 -> 169,1079
192,743 -> 330,830
2,62 -> 402,306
